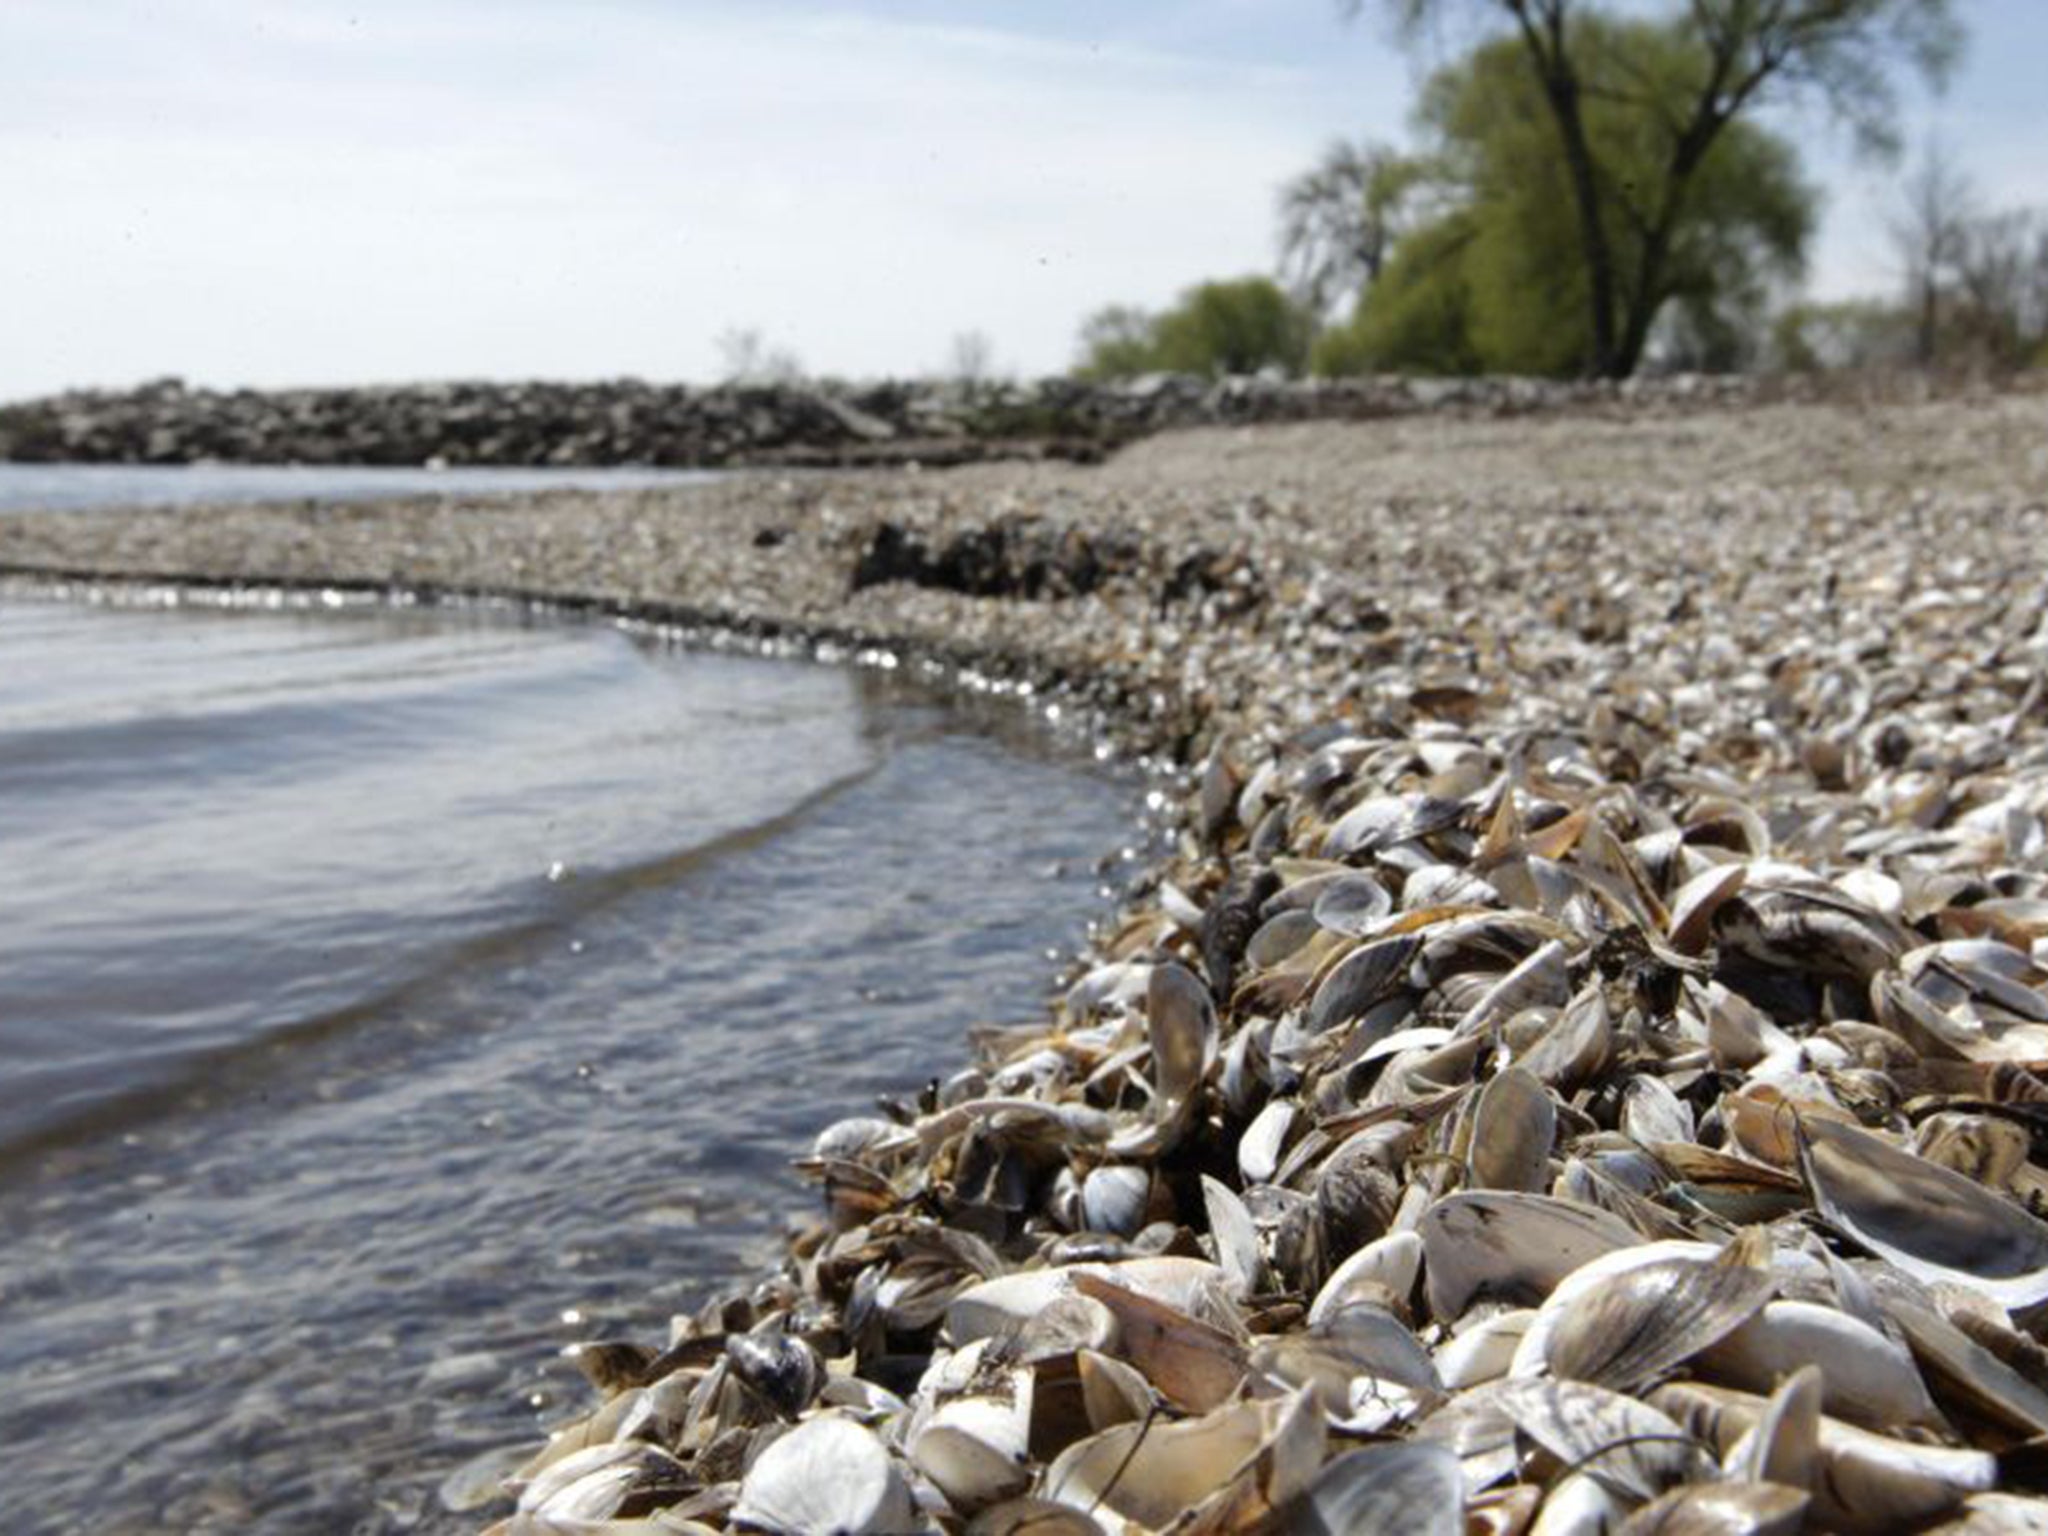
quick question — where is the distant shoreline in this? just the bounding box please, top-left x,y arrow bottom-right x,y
2,386 -> 2043,759
0,370 -> 1803,475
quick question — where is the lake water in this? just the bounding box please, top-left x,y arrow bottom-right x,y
0,461 -> 720,514
0,476 -> 1140,1532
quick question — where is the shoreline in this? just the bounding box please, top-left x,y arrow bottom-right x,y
0,370 -> 1799,473
0,569 -> 1167,761
8,394 -> 2048,1531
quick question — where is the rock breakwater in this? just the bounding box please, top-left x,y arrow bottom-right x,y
5,393 -> 2048,1534
0,371 -> 1769,471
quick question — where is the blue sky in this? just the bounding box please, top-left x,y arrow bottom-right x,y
1,0 -> 2040,396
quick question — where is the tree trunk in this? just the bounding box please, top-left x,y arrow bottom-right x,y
1544,79 -> 1621,377
1507,0 -> 1619,377
1616,211 -> 1684,376
1917,276 -> 1939,367
1615,249 -> 1665,376
1615,114 -> 1726,377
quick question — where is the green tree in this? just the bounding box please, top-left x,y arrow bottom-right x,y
1277,139 -> 1433,321
1314,212 -> 1484,375
1346,0 -> 1960,377
1073,279 -> 1312,380
1151,278 -> 1312,377
1073,305 -> 1159,380
1321,18 -> 1814,377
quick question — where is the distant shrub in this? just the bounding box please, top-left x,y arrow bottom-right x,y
1073,280 -> 1311,381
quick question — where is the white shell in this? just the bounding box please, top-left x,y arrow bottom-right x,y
1700,1299 -> 1939,1429
1238,1100 -> 1298,1185
1619,1074 -> 1694,1145
1807,1414 -> 1996,1531
1200,1175 -> 1265,1297
1418,1191 -> 1635,1321
519,1443 -> 657,1516
1080,1165 -> 1151,1238
730,1414 -> 914,1535
908,1341 -> 1035,1510
945,1257 -> 1225,1345
1042,1399 -> 1281,1535
1309,1231 -> 1423,1324
1436,1309 -> 1537,1389
1802,1116 -> 2048,1311
1272,1440 -> 1464,1535
1529,1471 -> 1628,1536
1509,1240 -> 1723,1379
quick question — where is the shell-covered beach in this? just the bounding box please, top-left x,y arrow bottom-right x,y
8,387 -> 2048,1533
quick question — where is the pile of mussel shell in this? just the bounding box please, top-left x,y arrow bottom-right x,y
488,675 -> 2048,1532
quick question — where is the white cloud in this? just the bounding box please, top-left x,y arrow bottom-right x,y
0,0 -> 1402,394
9,0 -> 2025,395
